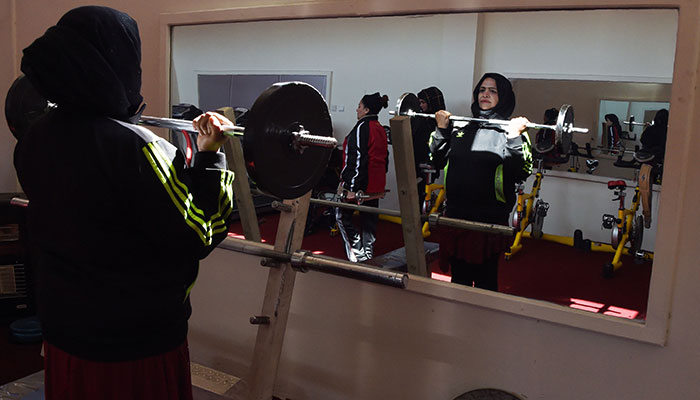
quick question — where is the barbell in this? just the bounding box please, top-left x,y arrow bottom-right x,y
623,115 -> 652,132
5,76 -> 337,200
390,92 -> 589,155
219,236 -> 408,288
143,82 -> 337,200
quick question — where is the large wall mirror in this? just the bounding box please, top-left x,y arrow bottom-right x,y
168,8 -> 676,328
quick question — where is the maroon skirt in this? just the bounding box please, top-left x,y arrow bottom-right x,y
43,339 -> 193,400
438,225 -> 511,271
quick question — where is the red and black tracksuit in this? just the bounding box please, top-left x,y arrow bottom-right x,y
336,115 -> 388,262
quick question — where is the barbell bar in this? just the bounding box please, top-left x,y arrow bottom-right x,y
218,236 -> 408,288
5,76 -> 337,200
390,92 -> 589,155
623,115 -> 653,132
250,187 -> 515,236
309,196 -> 515,236
336,189 -> 389,205
139,116 -> 337,149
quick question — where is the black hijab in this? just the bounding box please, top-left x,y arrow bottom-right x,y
417,87 -> 446,114
20,6 -> 143,122
470,73 -> 515,119
641,109 -> 669,156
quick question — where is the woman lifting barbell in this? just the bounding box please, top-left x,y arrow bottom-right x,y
336,92 -> 390,263
430,72 -> 533,290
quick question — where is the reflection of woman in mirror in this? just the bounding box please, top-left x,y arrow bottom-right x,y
336,92 -> 389,262
640,108 -> 668,164
414,86 -> 445,211
534,107 -> 560,168
430,73 -> 532,290
604,113 -> 622,152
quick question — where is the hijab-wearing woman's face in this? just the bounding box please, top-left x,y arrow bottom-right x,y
419,99 -> 428,112
356,101 -> 369,120
478,77 -> 499,111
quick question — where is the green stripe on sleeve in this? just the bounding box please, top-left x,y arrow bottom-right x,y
494,164 -> 505,203
142,143 -> 234,245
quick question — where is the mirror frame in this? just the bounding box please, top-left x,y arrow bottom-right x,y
158,0 -> 690,345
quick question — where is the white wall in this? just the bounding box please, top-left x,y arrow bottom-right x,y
479,9 -> 677,82
171,14 -> 478,210
171,14 -> 478,136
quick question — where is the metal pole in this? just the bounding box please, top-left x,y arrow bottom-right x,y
218,237 -> 408,289
310,197 -> 401,218
139,116 -> 337,148
427,213 -> 514,236
261,191 -> 515,236
394,110 -> 590,133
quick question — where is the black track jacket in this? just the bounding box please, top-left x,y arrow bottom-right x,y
15,6 -> 235,361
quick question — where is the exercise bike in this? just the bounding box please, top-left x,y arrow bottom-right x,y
506,139 -> 603,260
505,158 -> 549,260
600,162 -> 655,278
419,163 -> 446,238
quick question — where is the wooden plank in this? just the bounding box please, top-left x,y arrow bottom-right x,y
245,192 -> 312,400
389,116 -> 428,277
217,107 -> 262,243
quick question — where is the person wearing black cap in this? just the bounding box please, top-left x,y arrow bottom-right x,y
413,87 -> 446,211
430,73 -> 532,290
336,92 -> 389,262
14,6 -> 234,399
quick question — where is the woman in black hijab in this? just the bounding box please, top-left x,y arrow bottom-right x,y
430,73 -> 532,290
413,87 -> 446,211
16,6 -> 234,399
640,108 -> 669,163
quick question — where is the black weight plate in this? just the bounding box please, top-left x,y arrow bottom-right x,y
396,92 -> 420,116
244,82 -> 333,199
5,75 -> 52,139
555,104 -> 574,155
454,388 -> 523,400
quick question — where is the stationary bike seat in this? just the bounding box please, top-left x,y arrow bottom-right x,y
607,180 -> 627,190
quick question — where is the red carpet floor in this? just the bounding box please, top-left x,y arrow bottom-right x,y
229,210 -> 652,321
